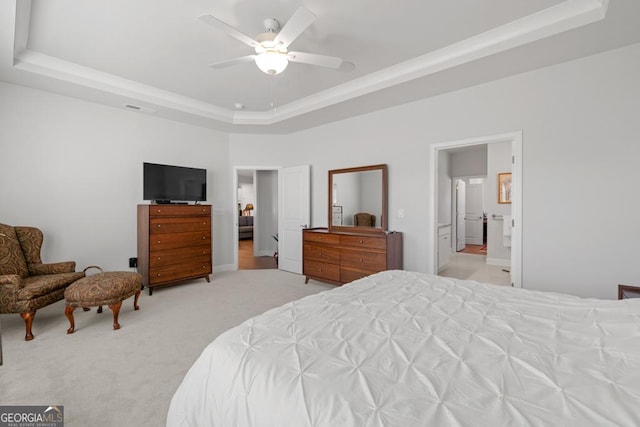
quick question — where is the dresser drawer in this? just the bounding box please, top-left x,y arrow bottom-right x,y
304,259 -> 340,282
149,246 -> 211,267
150,217 -> 210,234
340,268 -> 373,284
341,248 -> 386,271
340,235 -> 386,250
303,231 -> 340,245
304,243 -> 340,264
149,205 -> 211,217
149,231 -> 210,251
149,261 -> 212,285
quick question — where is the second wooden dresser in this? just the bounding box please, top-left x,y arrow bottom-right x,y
303,228 -> 402,285
137,204 -> 212,294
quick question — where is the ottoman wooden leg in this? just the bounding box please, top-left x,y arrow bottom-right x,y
65,306 -> 76,334
133,290 -> 141,310
109,301 -> 123,330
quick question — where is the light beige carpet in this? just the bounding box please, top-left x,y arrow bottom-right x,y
0,269 -> 333,426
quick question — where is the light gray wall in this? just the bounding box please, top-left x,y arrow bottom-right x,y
255,170 -> 278,256
437,151 -> 451,225
485,141 -> 512,264
230,42 -> 640,299
451,146 -> 488,177
0,82 -> 233,271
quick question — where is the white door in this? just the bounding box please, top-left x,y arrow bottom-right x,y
465,183 -> 484,245
278,165 -> 310,274
456,180 -> 466,251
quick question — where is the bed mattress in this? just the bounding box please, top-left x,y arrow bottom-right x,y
167,270 -> 640,426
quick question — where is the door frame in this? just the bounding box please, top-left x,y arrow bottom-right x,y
233,165 -> 281,270
429,131 -> 523,287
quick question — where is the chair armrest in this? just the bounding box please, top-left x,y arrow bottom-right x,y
0,274 -> 21,308
29,261 -> 76,276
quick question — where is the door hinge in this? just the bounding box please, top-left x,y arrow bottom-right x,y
512,155 -> 515,164
512,219 -> 515,227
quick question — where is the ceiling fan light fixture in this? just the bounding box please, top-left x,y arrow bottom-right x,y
255,51 -> 288,75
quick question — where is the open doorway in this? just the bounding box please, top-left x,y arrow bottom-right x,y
235,168 -> 279,270
429,132 -> 522,288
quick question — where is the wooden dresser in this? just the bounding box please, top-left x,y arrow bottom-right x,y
137,204 -> 212,295
303,228 -> 402,285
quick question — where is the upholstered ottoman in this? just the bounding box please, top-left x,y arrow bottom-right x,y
64,272 -> 142,333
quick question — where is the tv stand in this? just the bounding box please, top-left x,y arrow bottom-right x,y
137,204 -> 212,294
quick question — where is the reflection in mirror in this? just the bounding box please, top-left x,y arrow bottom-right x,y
329,164 -> 387,233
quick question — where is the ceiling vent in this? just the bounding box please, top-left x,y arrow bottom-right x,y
123,104 -> 157,114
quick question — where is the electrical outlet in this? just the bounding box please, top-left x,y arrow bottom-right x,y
129,257 -> 137,268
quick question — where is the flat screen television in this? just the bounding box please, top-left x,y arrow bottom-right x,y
143,162 -> 206,203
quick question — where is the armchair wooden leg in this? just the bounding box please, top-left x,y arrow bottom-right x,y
20,310 -> 36,341
65,306 -> 76,334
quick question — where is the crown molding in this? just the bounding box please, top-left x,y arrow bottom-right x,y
6,0 -> 609,127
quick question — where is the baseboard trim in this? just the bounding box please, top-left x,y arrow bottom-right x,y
486,258 -> 510,268
214,263 -> 235,272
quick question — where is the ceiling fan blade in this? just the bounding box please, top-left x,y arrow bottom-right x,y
273,7 -> 316,48
287,51 -> 342,69
198,14 -> 260,49
208,55 -> 256,69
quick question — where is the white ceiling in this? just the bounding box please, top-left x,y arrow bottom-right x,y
1,0 -> 639,134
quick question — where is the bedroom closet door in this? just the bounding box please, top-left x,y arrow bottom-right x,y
278,165 -> 310,274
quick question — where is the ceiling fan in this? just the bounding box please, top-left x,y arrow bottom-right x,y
198,7 -> 344,75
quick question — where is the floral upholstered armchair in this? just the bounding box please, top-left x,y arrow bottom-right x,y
0,223 -> 85,340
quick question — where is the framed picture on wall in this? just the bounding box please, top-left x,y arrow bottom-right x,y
498,172 -> 512,204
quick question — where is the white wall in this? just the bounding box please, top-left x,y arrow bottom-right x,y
437,151 -> 451,225
230,42 -> 640,299
255,170 -> 278,257
451,146 -> 488,177
0,82 -> 233,271
485,141 -> 512,264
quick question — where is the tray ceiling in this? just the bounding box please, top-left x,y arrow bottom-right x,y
1,0 -> 639,133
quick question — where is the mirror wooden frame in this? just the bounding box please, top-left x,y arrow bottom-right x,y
328,164 -> 388,234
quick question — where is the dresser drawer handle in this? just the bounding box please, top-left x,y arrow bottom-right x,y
359,258 -> 364,262
359,240 -> 364,244
157,257 -> 161,260
318,252 -> 323,256
202,251 -> 206,254
202,265 -> 206,269
202,236 -> 207,240
156,273 -> 161,277
157,224 -> 161,228
157,209 -> 162,213
319,268 -> 323,272
157,240 -> 161,244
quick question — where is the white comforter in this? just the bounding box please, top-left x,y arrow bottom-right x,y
167,271 -> 640,426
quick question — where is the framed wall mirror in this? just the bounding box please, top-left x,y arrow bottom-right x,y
328,164 -> 388,233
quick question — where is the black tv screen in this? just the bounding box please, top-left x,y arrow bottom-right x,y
143,162 -> 206,202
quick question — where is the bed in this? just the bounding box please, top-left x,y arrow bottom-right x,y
167,270 -> 640,426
